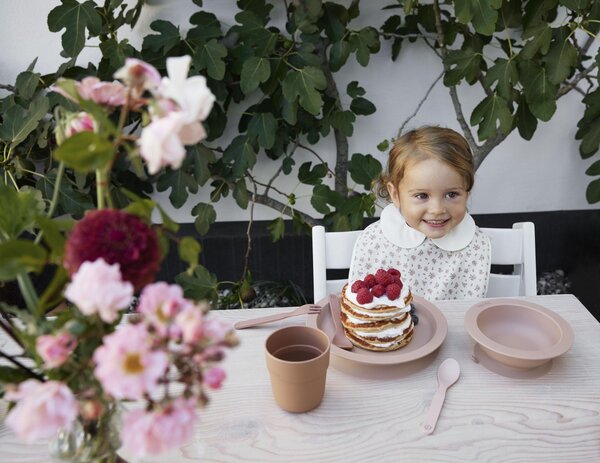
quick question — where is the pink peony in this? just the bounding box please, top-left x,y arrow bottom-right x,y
64,258 -> 133,323
5,380 -> 78,442
36,332 -> 77,368
137,282 -> 192,336
114,58 -> 161,94
121,398 -> 197,458
174,305 -> 205,344
204,367 -> 226,389
64,112 -> 95,138
93,324 -> 168,400
138,112 -> 187,174
63,209 -> 162,290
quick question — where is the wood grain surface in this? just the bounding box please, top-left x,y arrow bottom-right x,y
1,295 -> 599,462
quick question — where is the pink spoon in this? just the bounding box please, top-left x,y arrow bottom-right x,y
422,358 -> 460,435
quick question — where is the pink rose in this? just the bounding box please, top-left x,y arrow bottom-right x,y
64,258 -> 133,323
174,305 -> 205,344
76,77 -> 126,106
114,58 -> 161,94
204,317 -> 232,343
204,367 -> 226,389
64,112 -> 95,138
137,282 -> 193,336
138,112 -> 187,174
121,398 -> 197,458
36,332 -> 77,368
93,324 -> 168,400
5,380 -> 78,442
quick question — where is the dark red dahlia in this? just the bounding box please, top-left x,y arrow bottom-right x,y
63,209 -> 162,290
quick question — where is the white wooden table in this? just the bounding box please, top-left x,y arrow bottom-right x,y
1,294 -> 599,462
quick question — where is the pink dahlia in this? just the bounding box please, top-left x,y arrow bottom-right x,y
63,209 -> 161,291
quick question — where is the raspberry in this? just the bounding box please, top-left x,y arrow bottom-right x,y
372,284 -> 385,297
351,280 -> 366,293
390,277 -> 403,289
386,283 -> 401,300
375,269 -> 392,286
356,287 -> 373,304
387,268 -> 401,278
363,274 -> 376,288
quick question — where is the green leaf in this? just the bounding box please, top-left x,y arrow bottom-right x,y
347,81 -> 366,98
544,27 -> 578,85
585,160 -> 600,176
178,236 -> 202,270
348,153 -> 383,190
0,240 -> 47,281
187,11 -> 222,45
0,186 -> 45,240
156,169 -> 198,209
36,216 -> 68,258
47,0 -> 102,57
330,110 -> 356,137
454,0 -> 502,35
519,61 -> 557,121
282,157 -> 295,175
267,217 -> 285,241
282,98 -> 297,125
515,94 -> 538,140
521,24 -> 552,59
0,95 -> 49,146
523,0 -> 559,31
36,172 -> 94,219
16,71 -> 40,99
329,40 -> 351,72
247,112 -> 277,149
576,88 -> 600,157
311,185 -> 342,214
349,27 -> 380,66
190,144 -> 216,186
0,366 -> 36,386
175,265 -> 218,302
586,178 -> 600,203
443,48 -> 483,86
142,20 -> 181,53
233,179 -> 249,209
282,67 -> 327,115
559,0 -> 590,11
54,131 -> 114,173
298,162 -> 328,185
321,2 -> 348,42
193,39 -> 227,80
99,38 -> 135,69
240,56 -> 271,94
470,93 -> 513,140
223,135 -> 257,177
350,97 -> 376,116
484,58 -> 518,100
192,202 -> 216,235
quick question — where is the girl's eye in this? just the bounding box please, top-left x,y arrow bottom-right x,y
415,193 -> 428,200
446,191 -> 460,199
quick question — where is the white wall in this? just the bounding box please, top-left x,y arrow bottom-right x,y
1,0 -> 597,223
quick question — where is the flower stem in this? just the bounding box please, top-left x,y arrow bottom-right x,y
0,350 -> 44,380
16,273 -> 39,316
96,169 -> 106,209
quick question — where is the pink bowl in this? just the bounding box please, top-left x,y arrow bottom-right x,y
464,299 -> 574,369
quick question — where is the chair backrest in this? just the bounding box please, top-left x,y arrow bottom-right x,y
311,221 -> 537,302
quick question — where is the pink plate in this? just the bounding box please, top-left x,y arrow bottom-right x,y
307,295 -> 447,366
464,299 -> 574,369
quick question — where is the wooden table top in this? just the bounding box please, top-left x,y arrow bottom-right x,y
1,294 -> 599,462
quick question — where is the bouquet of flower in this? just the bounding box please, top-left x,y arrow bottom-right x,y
0,56 -> 237,461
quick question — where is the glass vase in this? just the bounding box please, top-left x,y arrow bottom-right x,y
49,402 -> 124,463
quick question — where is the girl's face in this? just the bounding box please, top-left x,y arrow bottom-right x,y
387,158 -> 468,239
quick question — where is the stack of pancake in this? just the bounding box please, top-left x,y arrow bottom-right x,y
340,275 -> 414,352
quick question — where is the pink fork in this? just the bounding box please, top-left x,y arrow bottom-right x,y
234,304 -> 322,330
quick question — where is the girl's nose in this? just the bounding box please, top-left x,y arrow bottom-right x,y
429,198 -> 446,214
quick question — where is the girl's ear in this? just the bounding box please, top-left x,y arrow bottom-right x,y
387,182 -> 401,208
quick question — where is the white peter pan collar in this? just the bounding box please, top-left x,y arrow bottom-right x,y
380,204 -> 476,251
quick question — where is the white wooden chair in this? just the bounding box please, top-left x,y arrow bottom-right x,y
311,222 -> 537,302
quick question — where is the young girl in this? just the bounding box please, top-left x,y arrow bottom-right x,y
348,126 -> 491,300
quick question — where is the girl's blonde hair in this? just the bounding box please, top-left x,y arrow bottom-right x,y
376,126 -> 475,200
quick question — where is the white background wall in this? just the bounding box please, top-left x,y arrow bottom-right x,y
1,0 -> 597,223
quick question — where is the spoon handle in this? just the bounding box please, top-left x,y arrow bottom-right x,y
422,387 -> 447,434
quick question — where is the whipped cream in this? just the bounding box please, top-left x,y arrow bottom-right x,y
353,314 -> 412,340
